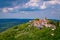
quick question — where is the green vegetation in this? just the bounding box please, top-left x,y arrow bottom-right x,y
0,20 -> 60,40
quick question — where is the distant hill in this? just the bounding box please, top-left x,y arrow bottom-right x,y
48,19 -> 60,22
0,19 -> 33,32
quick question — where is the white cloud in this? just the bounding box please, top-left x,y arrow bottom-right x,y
48,1 -> 56,5
30,3 -> 39,7
25,0 -> 40,8
14,6 -> 19,9
29,0 -> 39,2
40,2 -> 46,9
24,0 -> 47,9
24,0 -> 60,9
45,0 -> 60,5
56,0 -> 60,4
8,8 -> 14,11
2,0 -> 60,12
2,8 -> 14,13
2,8 -> 8,13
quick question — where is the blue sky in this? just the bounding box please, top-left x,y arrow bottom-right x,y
0,0 -> 60,20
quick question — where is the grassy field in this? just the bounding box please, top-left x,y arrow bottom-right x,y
0,20 -> 60,40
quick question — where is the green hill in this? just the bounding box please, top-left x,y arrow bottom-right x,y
0,20 -> 60,40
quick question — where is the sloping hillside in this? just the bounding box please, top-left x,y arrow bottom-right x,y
0,20 -> 60,40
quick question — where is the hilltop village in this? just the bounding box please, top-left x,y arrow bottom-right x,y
0,18 -> 60,40
29,18 -> 56,30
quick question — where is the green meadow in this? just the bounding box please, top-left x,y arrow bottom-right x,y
0,20 -> 60,40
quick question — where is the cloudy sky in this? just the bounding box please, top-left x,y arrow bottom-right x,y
0,0 -> 60,20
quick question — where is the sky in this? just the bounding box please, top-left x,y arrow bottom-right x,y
0,0 -> 60,20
